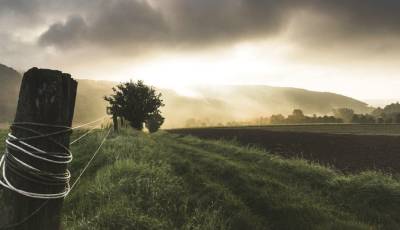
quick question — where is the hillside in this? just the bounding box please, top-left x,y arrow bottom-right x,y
50,82 -> 374,128
1,128 -> 399,229
0,64 -> 373,128
0,64 -> 21,122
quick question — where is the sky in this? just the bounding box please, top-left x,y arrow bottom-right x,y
1,0 -> 400,101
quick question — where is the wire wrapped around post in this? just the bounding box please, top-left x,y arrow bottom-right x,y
0,116 -> 109,229
0,123 -> 73,199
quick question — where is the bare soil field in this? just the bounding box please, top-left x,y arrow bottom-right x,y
227,124 -> 400,135
169,125 -> 400,173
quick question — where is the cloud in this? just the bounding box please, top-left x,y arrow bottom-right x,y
38,0 -> 298,50
89,0 -> 168,47
0,0 -> 43,29
0,0 -> 400,71
0,0 -> 39,15
35,0 -> 400,55
312,0 -> 400,35
38,0 -> 169,50
0,32 -> 47,70
39,15 -> 88,48
289,0 -> 400,47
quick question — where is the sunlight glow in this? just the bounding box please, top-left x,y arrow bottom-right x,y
67,40 -> 399,101
130,41 -> 289,89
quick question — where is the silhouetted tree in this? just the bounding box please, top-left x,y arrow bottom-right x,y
383,102 -> 400,114
104,80 -> 164,130
368,103 -> 400,123
270,114 -> 285,124
287,109 -> 306,123
395,114 -> 400,123
270,111 -> 342,124
333,108 -> 354,123
145,112 -> 165,133
371,107 -> 384,118
351,114 -> 375,124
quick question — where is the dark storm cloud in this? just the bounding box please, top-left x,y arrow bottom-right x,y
25,0 -> 400,52
0,0 -> 43,27
89,0 -> 168,46
0,0 -> 38,14
312,0 -> 400,34
38,0 -> 299,49
0,0 -> 112,28
291,0 -> 400,49
39,15 -> 88,48
38,0 -> 169,49
161,0 -> 293,44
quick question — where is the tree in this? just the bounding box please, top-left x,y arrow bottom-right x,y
395,113 -> 400,123
104,80 -> 165,130
287,109 -> 305,123
292,109 -> 304,117
333,108 -> 354,123
371,107 -> 384,118
270,114 -> 285,124
351,114 -> 375,124
145,112 -> 165,133
383,102 -> 400,114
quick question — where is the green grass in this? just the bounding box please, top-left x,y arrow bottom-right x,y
1,128 -> 400,229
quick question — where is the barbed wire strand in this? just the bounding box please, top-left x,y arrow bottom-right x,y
70,127 -> 112,191
71,116 -> 108,130
70,124 -> 101,145
12,116 -> 108,142
0,119 -> 112,229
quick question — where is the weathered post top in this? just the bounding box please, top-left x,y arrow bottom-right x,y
15,67 -> 77,126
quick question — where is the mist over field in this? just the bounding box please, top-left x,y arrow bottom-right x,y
0,64 -> 374,128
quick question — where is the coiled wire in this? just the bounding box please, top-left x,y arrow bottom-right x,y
0,116 -> 111,230
0,116 -> 107,200
0,123 -> 72,199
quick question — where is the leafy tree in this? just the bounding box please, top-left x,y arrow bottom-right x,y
287,109 -> 306,123
292,109 -> 305,117
351,114 -> 375,124
395,114 -> 400,123
145,112 -> 165,133
333,108 -> 354,123
104,80 -> 165,130
269,111 -> 343,124
370,103 -> 400,123
383,102 -> 400,114
270,114 -> 285,124
371,107 -> 384,118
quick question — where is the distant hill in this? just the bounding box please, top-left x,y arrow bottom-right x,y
0,64 -> 21,122
0,64 -> 373,128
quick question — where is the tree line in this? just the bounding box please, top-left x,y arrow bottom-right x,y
185,102 -> 400,127
103,80 -> 400,130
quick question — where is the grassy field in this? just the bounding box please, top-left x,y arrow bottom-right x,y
1,128 -> 400,229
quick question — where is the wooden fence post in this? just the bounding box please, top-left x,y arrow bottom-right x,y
4,67 -> 77,230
